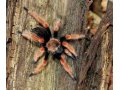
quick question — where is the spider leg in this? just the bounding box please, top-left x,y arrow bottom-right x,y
60,34 -> 85,41
60,54 -> 76,80
65,34 -> 85,40
24,7 -> 49,28
53,19 -> 61,38
29,51 -> 49,77
64,49 -> 79,81
29,60 -> 47,77
62,41 -> 77,57
64,49 -> 78,60
33,47 -> 45,63
21,30 -> 44,43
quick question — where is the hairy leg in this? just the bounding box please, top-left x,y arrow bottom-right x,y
65,34 -> 85,40
22,30 -> 44,43
33,47 -> 45,63
64,49 -> 78,60
24,7 -> 49,28
60,54 -> 75,79
60,34 -> 85,41
62,41 -> 77,57
29,60 -> 47,76
29,51 -> 49,76
53,19 -> 61,38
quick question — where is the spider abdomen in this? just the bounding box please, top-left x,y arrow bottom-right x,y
31,27 -> 51,43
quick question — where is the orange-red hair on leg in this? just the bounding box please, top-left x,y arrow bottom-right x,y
22,30 -> 44,43
64,49 -> 73,58
29,50 -> 49,77
53,19 -> 61,32
65,34 -> 85,40
64,49 -> 78,60
31,33 -> 44,43
29,60 -> 47,76
24,7 -> 49,28
53,19 -> 61,38
62,41 -> 77,57
33,47 -> 45,63
60,54 -> 75,79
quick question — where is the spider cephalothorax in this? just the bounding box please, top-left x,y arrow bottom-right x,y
46,38 -> 60,53
21,7 -> 85,80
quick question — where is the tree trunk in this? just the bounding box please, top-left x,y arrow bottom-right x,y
6,0 -> 113,90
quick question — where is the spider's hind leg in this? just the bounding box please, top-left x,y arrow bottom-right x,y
32,46 -> 45,64
64,49 -> 79,81
60,54 -> 77,80
29,51 -> 49,77
29,60 -> 47,77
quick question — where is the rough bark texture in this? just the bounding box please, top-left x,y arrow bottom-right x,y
6,0 -> 113,90
76,1 -> 113,90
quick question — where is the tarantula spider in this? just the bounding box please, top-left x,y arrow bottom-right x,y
20,7 -> 85,80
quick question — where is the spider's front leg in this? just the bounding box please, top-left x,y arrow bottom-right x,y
53,19 -> 61,38
29,51 -> 49,77
24,7 -> 49,28
33,47 -> 45,63
60,54 -> 77,80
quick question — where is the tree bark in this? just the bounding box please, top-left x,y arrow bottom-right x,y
76,1 -> 113,90
6,0 -> 113,90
